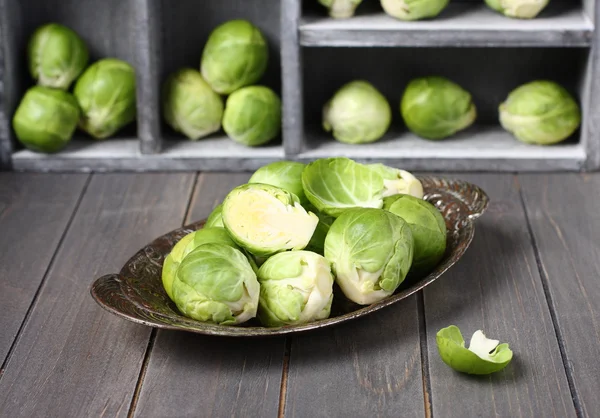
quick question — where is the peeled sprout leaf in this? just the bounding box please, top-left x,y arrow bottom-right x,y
368,164 -> 424,198
436,325 -> 513,375
318,0 -> 363,18
380,0 -> 449,21
485,0 -> 549,19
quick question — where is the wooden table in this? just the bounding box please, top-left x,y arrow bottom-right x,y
0,172 -> 598,418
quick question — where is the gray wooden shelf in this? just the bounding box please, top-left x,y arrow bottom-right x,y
1,0 -> 600,172
299,3 -> 594,47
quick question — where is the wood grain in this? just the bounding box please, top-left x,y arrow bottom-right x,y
520,174 -> 600,417
0,173 -> 88,366
285,296 -> 425,418
133,172 -> 286,418
0,173 -> 195,417
423,174 -> 575,417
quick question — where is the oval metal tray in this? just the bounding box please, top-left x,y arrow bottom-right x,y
90,176 -> 489,337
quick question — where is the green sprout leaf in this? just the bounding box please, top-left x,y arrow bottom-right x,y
436,325 -> 513,375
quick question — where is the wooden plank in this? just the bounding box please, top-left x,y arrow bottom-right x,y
133,173 -> 286,418
423,174 -> 575,417
0,173 -> 88,366
285,296 -> 425,417
520,174 -> 600,417
0,173 -> 195,417
300,3 -> 593,47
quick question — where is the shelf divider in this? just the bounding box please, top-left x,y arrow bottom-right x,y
0,0 -> 18,170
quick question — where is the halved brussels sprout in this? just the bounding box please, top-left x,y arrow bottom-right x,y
257,251 -> 334,327
485,0 -> 549,19
318,0 -> 363,18
162,227 -> 239,300
499,80 -> 580,145
73,58 -> 136,139
12,86 -> 80,153
368,164 -> 424,198
302,157 -> 385,217
222,86 -> 281,146
324,208 -> 414,305
28,23 -> 89,90
383,194 -> 446,275
162,68 -> 224,140
381,0 -> 449,21
205,204 -> 224,228
171,243 -> 260,325
222,183 -> 319,257
436,325 -> 513,374
401,76 -> 476,140
323,80 -> 391,144
200,20 -> 268,95
249,161 -> 307,205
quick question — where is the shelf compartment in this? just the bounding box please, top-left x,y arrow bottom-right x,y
297,127 -> 586,171
11,138 -> 283,172
300,3 -> 594,47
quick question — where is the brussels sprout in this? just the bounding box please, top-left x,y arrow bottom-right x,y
381,0 -> 449,21
499,80 -> 580,145
368,164 -> 424,199
305,210 -> 335,255
222,183 -> 319,257
324,208 -> 414,305
28,23 -> 89,90
12,86 -> 80,153
401,76 -> 476,140
436,326 -> 513,375
171,243 -> 260,325
257,251 -> 334,327
485,0 -> 549,19
222,86 -> 281,146
162,68 -> 224,140
302,157 -> 385,217
73,58 -> 136,139
205,204 -> 224,228
161,227 -> 239,300
318,0 -> 363,18
323,80 -> 391,144
383,194 -> 446,275
200,20 -> 268,95
249,161 -> 307,204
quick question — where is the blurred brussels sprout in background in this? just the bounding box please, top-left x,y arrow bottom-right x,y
73,58 -> 136,139
383,194 -> 446,275
318,0 -> 363,18
205,204 -> 224,228
325,208 -> 414,305
401,76 -> 476,140
171,243 -> 260,325
257,251 -> 334,327
28,23 -> 89,90
162,228 -> 239,300
368,164 -> 424,199
302,157 -> 385,217
222,183 -> 318,257
305,210 -> 335,255
200,19 -> 268,95
381,0 -> 449,21
163,68 -> 224,140
12,86 -> 80,153
249,161 -> 307,204
499,80 -> 580,145
436,325 -> 513,375
485,0 -> 549,19
323,80 -> 391,144
222,86 -> 281,146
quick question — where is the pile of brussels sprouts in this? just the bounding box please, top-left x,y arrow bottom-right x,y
161,157 -> 448,327
323,77 -> 581,146
319,0 -> 550,20
162,20 -> 282,147
12,23 -> 137,153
